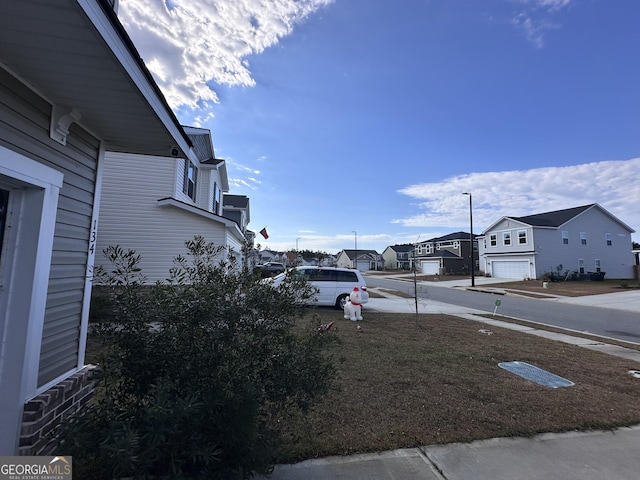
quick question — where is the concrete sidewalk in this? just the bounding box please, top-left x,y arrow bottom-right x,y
260,425 -> 640,480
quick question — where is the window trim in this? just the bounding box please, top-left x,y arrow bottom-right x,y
562,231 -> 569,245
605,233 -> 612,246
183,159 -> 198,202
502,232 -> 511,246
580,232 -> 587,245
518,230 -> 527,245
489,234 -> 497,247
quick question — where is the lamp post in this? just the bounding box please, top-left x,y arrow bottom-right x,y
462,193 -> 475,287
352,230 -> 358,269
295,237 -> 301,265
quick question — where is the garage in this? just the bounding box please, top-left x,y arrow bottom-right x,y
421,260 -> 440,275
491,260 -> 530,279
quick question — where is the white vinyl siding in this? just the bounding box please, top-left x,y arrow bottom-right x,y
97,152 -> 242,283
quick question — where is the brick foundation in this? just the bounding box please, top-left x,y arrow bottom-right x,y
19,365 -> 97,456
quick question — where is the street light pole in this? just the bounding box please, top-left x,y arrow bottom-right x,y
352,230 -> 357,269
463,193 -> 475,287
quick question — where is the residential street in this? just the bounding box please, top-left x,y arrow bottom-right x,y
363,275 -> 640,344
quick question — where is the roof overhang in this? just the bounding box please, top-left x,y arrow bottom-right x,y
0,0 -> 193,158
157,198 -> 244,238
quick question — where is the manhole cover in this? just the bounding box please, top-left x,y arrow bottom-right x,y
499,361 -> 574,388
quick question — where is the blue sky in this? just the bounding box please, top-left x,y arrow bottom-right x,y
119,0 -> 639,253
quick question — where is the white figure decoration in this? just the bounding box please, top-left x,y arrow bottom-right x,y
343,286 -> 363,321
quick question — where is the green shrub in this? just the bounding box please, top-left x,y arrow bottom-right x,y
54,237 -> 334,479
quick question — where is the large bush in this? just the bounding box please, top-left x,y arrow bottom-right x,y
55,237 -> 335,479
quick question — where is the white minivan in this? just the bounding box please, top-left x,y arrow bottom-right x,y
270,266 -> 369,309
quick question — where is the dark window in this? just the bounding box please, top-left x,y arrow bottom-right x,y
336,271 -> 358,282
314,269 -> 336,282
183,160 -> 197,201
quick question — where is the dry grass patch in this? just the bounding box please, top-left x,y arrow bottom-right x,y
484,279 -> 638,297
277,310 -> 640,463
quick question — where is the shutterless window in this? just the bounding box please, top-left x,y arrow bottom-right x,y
490,234 -> 497,247
595,259 -> 601,272
518,230 -> 527,244
503,232 -> 511,246
578,258 -> 585,274
580,232 -> 587,245
605,233 -> 612,246
183,160 -> 197,201
562,231 -> 569,245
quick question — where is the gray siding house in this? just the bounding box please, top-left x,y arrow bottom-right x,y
414,232 -> 476,275
478,204 -> 636,280
0,0 -> 196,454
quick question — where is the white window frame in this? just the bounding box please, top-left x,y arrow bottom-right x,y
183,159 -> 198,202
562,231 -> 569,245
503,232 -> 511,246
580,232 -> 587,245
605,233 -> 612,246
518,230 -> 527,245
490,234 -> 497,247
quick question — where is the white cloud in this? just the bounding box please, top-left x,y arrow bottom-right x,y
118,0 -> 333,109
509,0 -> 570,47
395,158 -> 640,236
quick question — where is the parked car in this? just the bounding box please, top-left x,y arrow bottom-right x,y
255,262 -> 286,277
269,266 -> 369,309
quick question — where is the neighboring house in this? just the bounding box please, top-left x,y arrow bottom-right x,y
96,126 -> 251,283
382,244 -> 415,270
414,232 -> 476,275
258,250 -> 280,264
0,0 -> 195,455
223,194 -> 251,234
336,249 -> 382,271
298,254 -> 337,267
477,204 -> 636,280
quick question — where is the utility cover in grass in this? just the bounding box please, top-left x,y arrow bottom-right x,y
499,361 -> 574,388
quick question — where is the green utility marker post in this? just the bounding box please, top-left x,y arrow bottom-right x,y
493,299 -> 501,316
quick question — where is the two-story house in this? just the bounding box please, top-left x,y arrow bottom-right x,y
477,204 -> 636,280
414,232 -> 476,275
0,0 -> 196,455
382,244 -> 415,270
95,127 -> 251,283
336,249 -> 382,271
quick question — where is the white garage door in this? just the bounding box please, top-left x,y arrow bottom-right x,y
492,261 -> 530,279
421,260 -> 439,275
